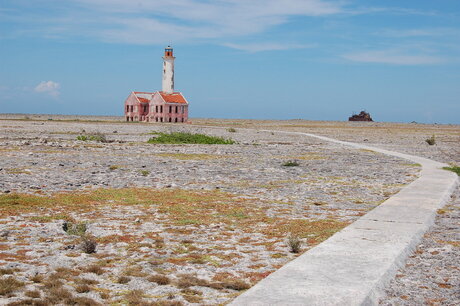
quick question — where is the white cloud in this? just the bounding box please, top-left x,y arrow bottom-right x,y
55,0 -> 343,44
223,42 -> 315,53
378,28 -> 459,38
34,81 -> 60,97
342,50 -> 444,65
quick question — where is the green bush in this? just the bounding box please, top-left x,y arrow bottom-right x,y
282,160 -> 299,167
147,132 -> 234,144
425,135 -> 436,145
76,132 -> 107,143
227,128 -> 237,133
443,166 -> 460,176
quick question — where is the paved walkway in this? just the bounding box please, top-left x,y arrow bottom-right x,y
230,131 -> 459,306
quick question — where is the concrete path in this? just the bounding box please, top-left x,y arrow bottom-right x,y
230,131 -> 459,306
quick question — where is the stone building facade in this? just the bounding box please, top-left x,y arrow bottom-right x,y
124,46 -> 189,123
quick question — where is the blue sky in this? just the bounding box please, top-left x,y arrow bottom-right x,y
1,0 -> 459,123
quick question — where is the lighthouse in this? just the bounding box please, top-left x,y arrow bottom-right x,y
162,46 -> 175,94
123,45 -> 189,123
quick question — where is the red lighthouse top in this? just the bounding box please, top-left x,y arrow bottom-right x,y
164,46 -> 173,57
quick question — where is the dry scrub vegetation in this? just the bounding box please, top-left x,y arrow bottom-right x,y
0,188 -> 348,305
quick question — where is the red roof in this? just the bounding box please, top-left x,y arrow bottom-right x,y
160,92 -> 187,104
137,97 -> 149,103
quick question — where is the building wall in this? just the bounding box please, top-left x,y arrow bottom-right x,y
148,94 -> 188,123
124,93 -> 140,122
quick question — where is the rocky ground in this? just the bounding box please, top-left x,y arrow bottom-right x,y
0,115 -> 458,305
380,187 -> 460,305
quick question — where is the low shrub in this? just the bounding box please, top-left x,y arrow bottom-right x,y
76,132 -> 108,143
287,234 -> 302,253
220,279 -> 251,291
147,274 -> 170,285
425,135 -> 436,145
227,128 -> 237,133
147,132 -> 234,144
84,265 -> 105,275
80,237 -> 97,254
63,221 -> 87,236
282,160 -> 299,167
140,170 -> 150,176
75,284 -> 91,293
0,276 -> 24,296
117,276 -> 131,284
24,290 -> 41,298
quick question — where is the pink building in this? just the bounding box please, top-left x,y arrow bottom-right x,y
124,46 -> 189,123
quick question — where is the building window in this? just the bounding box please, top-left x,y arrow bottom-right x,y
126,105 -> 129,112
160,105 -> 163,113
175,106 -> 178,113
175,118 -> 178,122
169,106 -> 172,113
182,118 -> 184,122
169,117 -> 172,122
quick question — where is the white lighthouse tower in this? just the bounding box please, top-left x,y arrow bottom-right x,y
162,46 -> 175,94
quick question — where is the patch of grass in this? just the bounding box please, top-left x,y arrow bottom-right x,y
140,170 -> 150,176
402,163 -> 422,167
181,288 -> 203,303
76,132 -> 108,143
156,153 -> 229,160
147,132 -> 234,144
30,274 -> 44,283
0,276 -> 24,295
282,160 -> 299,167
63,221 -> 87,236
273,219 -> 349,245
121,265 -> 147,277
108,165 -> 121,171
425,135 -> 436,145
0,268 -> 18,275
30,214 -> 73,223
177,274 -> 209,288
24,290 -> 41,298
147,274 -> 170,285
117,276 -> 131,284
220,279 -> 251,291
227,128 -> 237,133
124,290 -> 145,305
84,265 -> 105,275
443,166 -> 460,176
75,284 -> 91,293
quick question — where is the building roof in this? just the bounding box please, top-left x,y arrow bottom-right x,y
159,92 -> 187,104
133,92 -> 154,104
131,91 -> 188,104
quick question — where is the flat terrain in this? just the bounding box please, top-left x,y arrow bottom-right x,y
0,115 -> 458,305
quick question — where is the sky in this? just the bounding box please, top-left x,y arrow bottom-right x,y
1,0 -> 459,124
